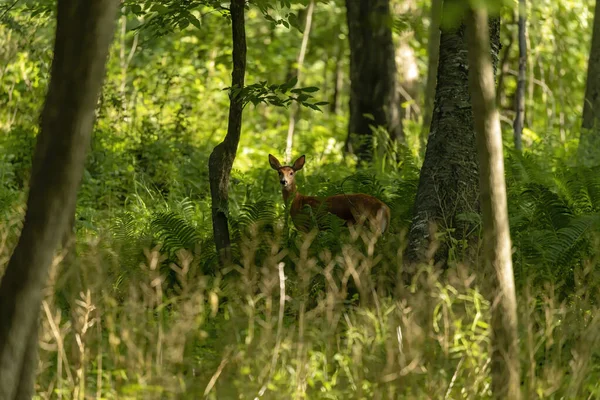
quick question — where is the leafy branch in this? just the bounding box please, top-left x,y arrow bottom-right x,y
227,76 -> 328,111
124,0 -> 306,36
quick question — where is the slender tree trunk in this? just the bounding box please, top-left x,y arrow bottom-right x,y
420,0 -> 443,153
405,0 -> 501,266
578,0 -> 600,166
513,0 -> 527,152
208,0 -> 246,263
284,0 -> 316,164
119,11 -> 138,114
345,0 -> 401,163
0,1 -> 118,398
393,0 -> 420,142
526,31 -> 534,128
496,27 -> 514,108
329,35 -> 345,115
466,7 -> 521,400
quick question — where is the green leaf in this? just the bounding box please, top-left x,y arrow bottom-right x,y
178,19 -> 189,29
188,15 -> 202,29
151,3 -> 169,14
288,13 -> 302,32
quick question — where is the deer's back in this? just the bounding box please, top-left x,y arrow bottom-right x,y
290,193 -> 390,233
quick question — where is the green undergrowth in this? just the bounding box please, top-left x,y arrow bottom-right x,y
2,146 -> 600,398
1,221 -> 597,399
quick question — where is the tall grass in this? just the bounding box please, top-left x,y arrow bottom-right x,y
1,216 -> 598,399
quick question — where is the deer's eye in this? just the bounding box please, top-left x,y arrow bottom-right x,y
290,172 -> 294,175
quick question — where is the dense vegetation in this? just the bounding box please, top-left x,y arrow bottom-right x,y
1,0 -> 600,398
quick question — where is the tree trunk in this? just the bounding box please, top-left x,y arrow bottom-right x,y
496,25 -> 514,109
405,0 -> 501,267
284,0 -> 316,164
345,0 -> 401,163
513,0 -> 527,152
208,0 -> 246,264
329,35 -> 345,115
0,1 -> 118,398
394,0 -> 420,142
119,10 -> 138,115
420,0 -> 443,153
466,8 -> 521,400
578,0 -> 600,166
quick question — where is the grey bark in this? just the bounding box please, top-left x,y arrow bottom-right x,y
513,0 -> 527,152
405,0 -> 501,267
345,0 -> 401,163
466,8 -> 521,400
208,0 -> 246,263
421,0 -> 443,153
0,1 -> 118,398
578,0 -> 600,166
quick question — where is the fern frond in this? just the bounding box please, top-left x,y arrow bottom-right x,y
150,211 -> 201,256
236,198 -> 277,233
111,212 -> 140,243
546,214 -> 600,265
522,183 -> 574,230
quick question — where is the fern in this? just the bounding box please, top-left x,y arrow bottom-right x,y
173,197 -> 197,221
150,211 -> 201,257
521,183 -> 573,230
111,212 -> 140,244
236,199 -> 277,232
583,167 -> 600,209
546,214 -> 600,265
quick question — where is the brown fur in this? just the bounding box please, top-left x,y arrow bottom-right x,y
269,154 -> 391,234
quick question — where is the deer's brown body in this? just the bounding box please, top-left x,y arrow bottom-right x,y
269,154 -> 391,234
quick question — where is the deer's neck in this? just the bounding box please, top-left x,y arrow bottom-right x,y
282,183 -> 300,203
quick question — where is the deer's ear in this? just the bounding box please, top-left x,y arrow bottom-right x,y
269,154 -> 282,170
292,155 -> 305,171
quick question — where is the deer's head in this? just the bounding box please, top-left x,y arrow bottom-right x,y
268,154 -> 305,189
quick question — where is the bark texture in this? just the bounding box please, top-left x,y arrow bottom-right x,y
420,0 -> 443,152
513,0 -> 527,152
345,0 -> 401,162
466,8 -> 521,400
208,0 -> 246,263
578,0 -> 600,166
406,0 -> 501,266
0,1 -> 118,398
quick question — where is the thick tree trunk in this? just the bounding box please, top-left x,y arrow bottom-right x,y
0,1 -> 118,398
420,0 -> 443,153
405,0 -> 501,266
513,0 -> 527,152
208,0 -> 246,264
466,8 -> 521,400
578,0 -> 600,166
284,0 -> 316,164
345,0 -> 401,163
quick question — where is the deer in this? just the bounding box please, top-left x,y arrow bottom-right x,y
268,154 -> 391,234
